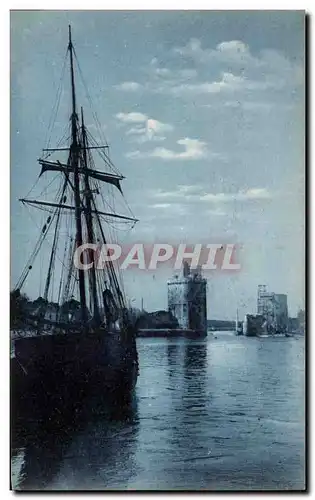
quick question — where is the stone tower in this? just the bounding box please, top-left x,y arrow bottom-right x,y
167,262 -> 207,335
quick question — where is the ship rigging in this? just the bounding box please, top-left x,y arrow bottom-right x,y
14,25 -> 138,331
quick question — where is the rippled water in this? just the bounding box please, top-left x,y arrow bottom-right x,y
11,333 -> 305,491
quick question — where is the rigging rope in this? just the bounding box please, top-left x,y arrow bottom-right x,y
73,48 -> 110,148
43,49 -> 68,152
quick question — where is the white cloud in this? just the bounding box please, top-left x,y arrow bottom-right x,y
150,203 -> 172,209
115,112 -> 147,123
173,38 -> 302,89
154,67 -> 173,77
116,112 -> 173,143
166,71 -> 283,97
118,70 -> 284,99
115,81 -> 142,91
115,40 -> 301,100
115,61 -> 199,96
152,185 -> 272,203
243,188 -> 272,199
154,185 -> 204,200
147,118 -> 173,135
200,188 -> 272,203
150,202 -> 188,215
150,65 -> 198,81
170,72 -> 244,94
131,134 -> 166,144
126,126 -> 147,135
217,40 -> 249,54
148,56 -> 197,79
177,184 -> 204,195
173,38 -> 255,67
126,137 -> 210,161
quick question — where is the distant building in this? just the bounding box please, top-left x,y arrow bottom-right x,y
257,285 -> 288,333
167,262 -> 207,334
274,294 -> 288,332
257,285 -> 276,332
288,317 -> 299,332
297,309 -> 305,334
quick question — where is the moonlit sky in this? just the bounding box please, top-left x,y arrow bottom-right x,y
11,11 -> 305,319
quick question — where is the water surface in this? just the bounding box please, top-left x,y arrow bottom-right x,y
11,333 -> 305,490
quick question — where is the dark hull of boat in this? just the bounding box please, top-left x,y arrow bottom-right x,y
11,329 -> 138,421
243,314 -> 264,337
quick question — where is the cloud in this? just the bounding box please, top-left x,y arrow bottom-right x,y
149,62 -> 198,82
173,38 -> 261,70
168,72 -> 244,95
151,203 -> 172,209
115,39 -> 301,100
217,40 -> 249,54
153,67 -> 173,78
116,62 -> 199,96
173,38 -> 302,88
153,184 -> 204,200
116,112 -> 173,143
200,188 -> 272,203
177,184 -> 204,195
115,81 -> 143,91
148,56 -> 197,78
147,118 -> 173,135
115,69 -> 284,99
153,185 -> 272,203
126,126 -> 147,135
130,134 -> 166,144
174,38 -> 271,69
115,112 -> 148,123
126,138 -> 211,161
164,71 -> 284,97
149,202 -> 188,215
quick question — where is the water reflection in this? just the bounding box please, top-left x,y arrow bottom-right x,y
11,398 -> 139,490
12,414 -> 73,490
166,341 -> 181,379
11,336 -> 305,490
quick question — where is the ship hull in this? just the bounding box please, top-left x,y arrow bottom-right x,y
243,314 -> 264,337
11,328 -> 138,421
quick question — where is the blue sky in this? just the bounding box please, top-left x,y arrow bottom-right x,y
11,11 -> 305,319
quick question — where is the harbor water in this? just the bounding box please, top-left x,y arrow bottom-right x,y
11,333 -> 305,491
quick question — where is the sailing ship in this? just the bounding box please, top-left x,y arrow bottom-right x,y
11,27 -> 139,417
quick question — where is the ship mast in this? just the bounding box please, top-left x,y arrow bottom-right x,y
17,26 -> 139,325
81,106 -> 100,323
68,25 -> 87,323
